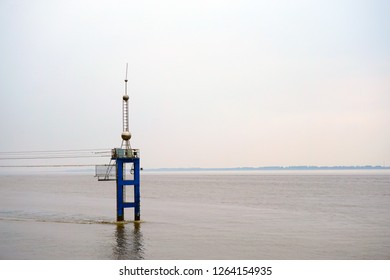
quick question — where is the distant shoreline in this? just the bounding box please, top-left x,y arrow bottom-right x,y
144,166 -> 390,172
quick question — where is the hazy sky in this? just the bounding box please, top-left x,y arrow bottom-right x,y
0,0 -> 389,168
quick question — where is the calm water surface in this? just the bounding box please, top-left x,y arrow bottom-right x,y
0,171 -> 389,259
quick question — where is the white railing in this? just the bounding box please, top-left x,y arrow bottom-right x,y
95,164 -> 116,181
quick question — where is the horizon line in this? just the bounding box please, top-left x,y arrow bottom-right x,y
144,165 -> 390,171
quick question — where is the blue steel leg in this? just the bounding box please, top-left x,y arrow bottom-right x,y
134,158 -> 141,221
116,160 -> 124,222
134,184 -> 140,221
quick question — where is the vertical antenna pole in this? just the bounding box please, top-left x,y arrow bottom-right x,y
121,63 -> 131,150
125,63 -> 128,95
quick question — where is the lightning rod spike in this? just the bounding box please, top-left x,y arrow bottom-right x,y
125,63 -> 128,82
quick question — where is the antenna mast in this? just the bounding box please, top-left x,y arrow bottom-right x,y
121,63 -> 131,149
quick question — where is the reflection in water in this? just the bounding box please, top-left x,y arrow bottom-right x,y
112,222 -> 144,259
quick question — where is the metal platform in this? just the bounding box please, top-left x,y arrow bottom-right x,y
111,148 -> 140,159
95,164 -> 116,181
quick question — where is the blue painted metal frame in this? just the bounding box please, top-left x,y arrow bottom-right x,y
116,157 -> 140,221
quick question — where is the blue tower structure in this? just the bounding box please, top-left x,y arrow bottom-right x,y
111,148 -> 140,222
113,63 -> 141,222
96,64 -> 141,222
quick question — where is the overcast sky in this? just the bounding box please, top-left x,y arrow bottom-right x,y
0,0 -> 389,168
